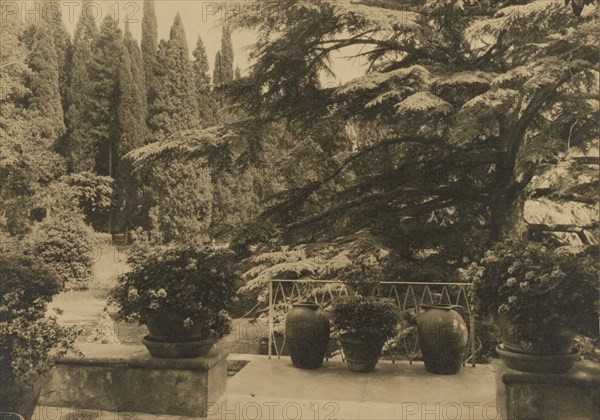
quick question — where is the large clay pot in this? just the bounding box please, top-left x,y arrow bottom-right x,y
496,344 -> 580,374
285,301 -> 330,369
495,315 -> 578,373
339,334 -> 385,372
146,313 -> 205,342
143,314 -> 215,358
417,304 -> 468,374
496,314 -> 575,355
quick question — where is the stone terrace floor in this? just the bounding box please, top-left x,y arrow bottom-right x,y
35,354 -> 497,420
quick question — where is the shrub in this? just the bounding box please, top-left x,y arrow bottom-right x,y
469,240 -> 600,347
147,161 -> 213,245
62,172 -> 114,231
21,215 -> 98,289
125,227 -> 155,269
331,295 -> 399,341
330,258 -> 400,341
0,255 -> 80,386
109,245 -> 240,339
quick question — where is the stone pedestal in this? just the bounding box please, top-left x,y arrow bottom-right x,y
39,343 -> 228,418
494,359 -> 600,420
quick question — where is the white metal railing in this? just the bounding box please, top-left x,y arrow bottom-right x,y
267,279 -> 479,367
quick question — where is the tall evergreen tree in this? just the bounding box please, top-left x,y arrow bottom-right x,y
1,12 -> 68,235
21,21 -> 64,141
147,13 -> 198,140
117,44 -> 145,238
141,0 -> 158,104
123,21 -> 147,139
212,27 -> 235,87
220,26 -> 234,84
212,50 -> 222,86
44,0 -> 72,114
192,35 -> 214,125
63,0 -> 98,172
118,46 -> 145,157
169,12 -> 189,56
90,15 -> 123,178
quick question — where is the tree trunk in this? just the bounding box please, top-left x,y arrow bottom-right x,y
108,143 -> 113,235
489,188 -> 527,242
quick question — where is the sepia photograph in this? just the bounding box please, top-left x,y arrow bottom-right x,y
0,0 -> 599,419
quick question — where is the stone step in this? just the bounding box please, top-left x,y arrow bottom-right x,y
220,355 -> 498,420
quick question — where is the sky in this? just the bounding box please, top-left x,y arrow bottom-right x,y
16,0 -> 364,83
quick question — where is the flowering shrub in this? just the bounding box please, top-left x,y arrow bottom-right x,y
469,240 -> 599,347
0,255 -> 80,387
109,245 -> 239,339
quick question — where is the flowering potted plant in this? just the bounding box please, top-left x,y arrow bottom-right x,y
331,260 -> 399,372
109,245 -> 239,358
469,239 -> 599,373
1,255 -> 80,420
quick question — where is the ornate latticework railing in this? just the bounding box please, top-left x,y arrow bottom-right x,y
267,279 -> 479,367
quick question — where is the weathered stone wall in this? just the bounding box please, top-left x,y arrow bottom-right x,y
40,343 -> 228,418
494,360 -> 600,420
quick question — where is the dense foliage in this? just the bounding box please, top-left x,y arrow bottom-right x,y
469,240 -> 600,345
331,296 -> 399,341
331,259 -> 400,341
338,258 -> 384,295
223,0 -> 599,270
0,255 -> 80,386
147,13 -> 199,141
192,35 -> 215,124
142,0 -> 159,107
146,160 -> 213,244
63,0 -> 98,172
110,246 -> 240,338
21,21 -> 65,141
21,215 -> 99,289
213,26 -> 234,86
3,0 -> 244,244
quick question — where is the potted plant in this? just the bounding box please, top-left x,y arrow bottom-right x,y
0,255 -> 80,420
469,239 -> 599,373
330,259 -> 400,372
331,295 -> 399,372
109,245 -> 239,358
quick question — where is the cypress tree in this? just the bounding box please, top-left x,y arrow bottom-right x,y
44,0 -> 71,114
21,21 -> 65,141
118,45 -> 145,157
212,50 -> 222,86
117,45 -> 144,238
192,35 -> 214,125
123,21 -> 147,140
169,12 -> 189,56
90,15 -> 123,178
141,0 -> 158,104
192,35 -> 210,91
220,26 -> 234,84
235,66 -> 241,80
148,13 -> 198,140
64,0 -> 98,172
211,27 -> 234,88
